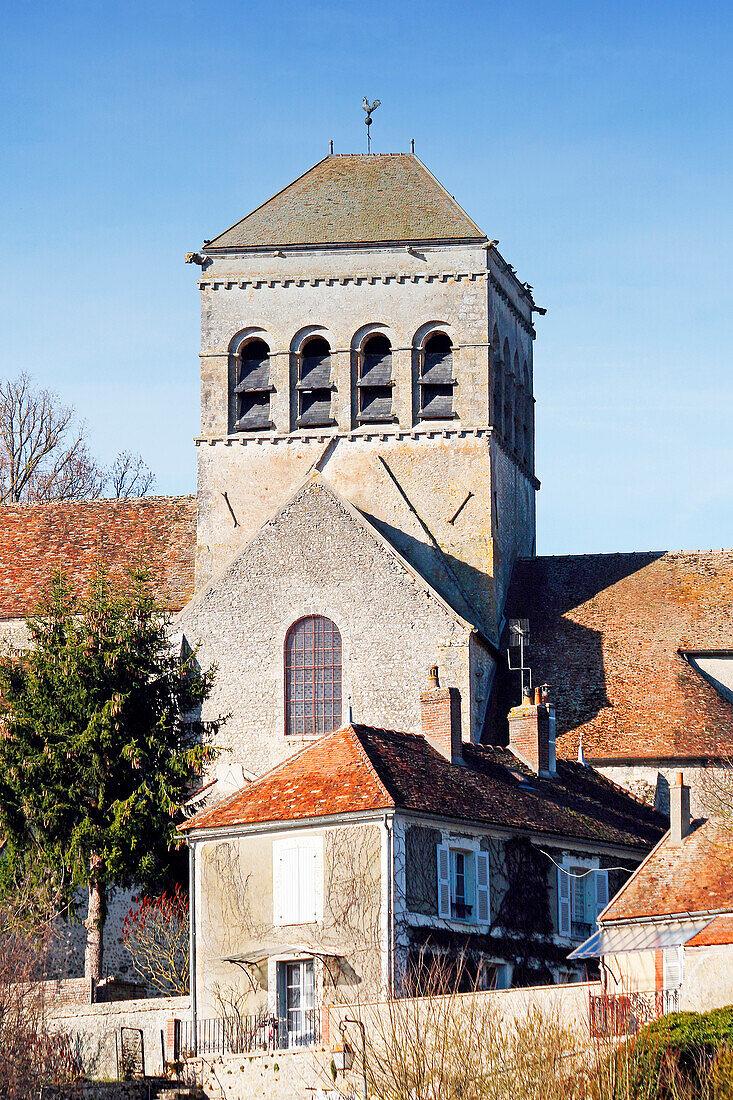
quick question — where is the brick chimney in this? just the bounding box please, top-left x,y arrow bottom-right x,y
420,666 -> 462,764
507,686 -> 557,777
669,771 -> 691,846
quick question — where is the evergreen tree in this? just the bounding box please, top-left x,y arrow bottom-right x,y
0,568 -> 222,980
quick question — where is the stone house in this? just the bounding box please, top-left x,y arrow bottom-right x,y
570,773 -> 733,1017
180,674 -> 664,1040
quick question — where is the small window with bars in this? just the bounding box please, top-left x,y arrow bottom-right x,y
234,338 -> 274,431
285,616 -> 342,736
296,337 -> 336,428
418,332 -> 456,420
357,334 -> 395,424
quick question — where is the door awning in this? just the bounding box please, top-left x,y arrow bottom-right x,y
568,918 -> 714,960
223,940 -> 348,965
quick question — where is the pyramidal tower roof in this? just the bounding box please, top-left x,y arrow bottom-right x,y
206,153 -> 487,250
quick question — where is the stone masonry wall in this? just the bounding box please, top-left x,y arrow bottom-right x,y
177,477 -> 479,780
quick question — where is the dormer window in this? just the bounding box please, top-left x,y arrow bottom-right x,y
357,334 -> 395,424
297,337 -> 336,428
234,338 -> 273,431
418,333 -> 456,420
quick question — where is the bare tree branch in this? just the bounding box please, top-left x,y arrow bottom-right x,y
109,451 -> 156,499
0,374 -> 104,503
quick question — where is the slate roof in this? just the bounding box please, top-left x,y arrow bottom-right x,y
181,723 -> 665,850
205,154 -> 486,250
499,551 -> 733,762
0,496 -> 197,619
602,818 -> 733,923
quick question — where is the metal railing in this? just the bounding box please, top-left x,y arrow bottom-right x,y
589,989 -> 680,1038
179,1010 -> 320,1057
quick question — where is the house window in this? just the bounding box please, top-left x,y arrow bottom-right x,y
557,863 -> 609,938
297,337 -> 335,427
285,616 -> 342,736
418,332 -> 456,420
234,338 -> 273,431
437,843 -> 490,923
276,960 -> 316,1047
273,837 -> 323,924
357,333 -> 395,423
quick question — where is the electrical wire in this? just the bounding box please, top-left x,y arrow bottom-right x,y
538,849 -> 637,878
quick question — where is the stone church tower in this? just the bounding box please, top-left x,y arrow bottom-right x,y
181,152 -> 541,781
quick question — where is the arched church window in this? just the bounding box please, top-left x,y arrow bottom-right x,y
502,340 -> 513,449
522,359 -> 532,466
285,616 -> 342,737
491,327 -> 503,434
513,352 -> 522,457
357,333 -> 395,423
418,332 -> 456,420
234,338 -> 273,431
296,337 -> 336,428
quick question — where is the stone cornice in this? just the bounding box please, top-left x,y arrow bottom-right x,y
199,268 -> 535,338
199,270 -> 487,291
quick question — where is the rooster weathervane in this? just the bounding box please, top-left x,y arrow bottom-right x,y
362,97 -> 381,153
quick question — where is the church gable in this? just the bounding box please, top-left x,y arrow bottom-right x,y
177,475 -> 478,778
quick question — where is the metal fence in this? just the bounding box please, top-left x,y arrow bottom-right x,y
178,1010 -> 320,1056
589,989 -> 680,1038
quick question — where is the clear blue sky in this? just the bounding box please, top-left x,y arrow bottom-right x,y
2,0 -> 731,554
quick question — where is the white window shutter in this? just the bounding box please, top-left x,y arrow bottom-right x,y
437,843 -> 451,918
273,844 -> 284,924
558,867 -> 571,936
475,851 -> 490,924
314,840 -> 324,922
663,946 -> 682,990
299,845 -> 317,923
594,869 -> 609,919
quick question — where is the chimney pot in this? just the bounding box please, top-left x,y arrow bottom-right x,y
508,693 -> 556,777
420,671 -> 462,764
669,772 -> 691,846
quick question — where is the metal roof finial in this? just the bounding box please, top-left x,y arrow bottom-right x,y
362,97 -> 381,153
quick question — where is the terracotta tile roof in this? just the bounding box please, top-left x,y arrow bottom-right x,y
206,155 -> 486,250
181,723 -> 665,851
180,726 -> 393,831
499,551 -> 733,761
0,496 -> 196,619
686,912 -> 733,946
602,818 -> 733,922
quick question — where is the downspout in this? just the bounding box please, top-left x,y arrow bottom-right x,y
383,813 -> 395,997
188,841 -> 197,1055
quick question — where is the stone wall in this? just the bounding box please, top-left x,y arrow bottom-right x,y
595,762 -> 730,818
46,993 -> 189,1079
178,476 -> 478,780
179,982 -> 599,1100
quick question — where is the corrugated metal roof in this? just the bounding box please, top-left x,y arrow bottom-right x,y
206,154 -> 486,250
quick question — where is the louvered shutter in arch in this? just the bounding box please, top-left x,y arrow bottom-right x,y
476,851 -> 490,924
437,844 -> 451,918
558,867 -> 571,936
594,869 -> 609,920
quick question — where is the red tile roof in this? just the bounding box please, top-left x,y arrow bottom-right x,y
686,913 -> 733,947
0,496 -> 196,619
206,154 -> 486,250
602,818 -> 733,922
181,723 -> 665,851
501,551 -> 733,761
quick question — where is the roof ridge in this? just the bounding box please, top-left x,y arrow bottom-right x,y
348,726 -> 398,808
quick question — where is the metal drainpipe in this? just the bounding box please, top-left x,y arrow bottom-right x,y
383,814 -> 395,997
188,841 -> 197,1055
